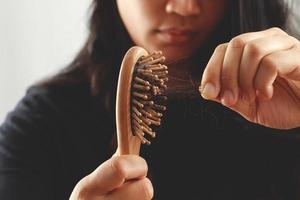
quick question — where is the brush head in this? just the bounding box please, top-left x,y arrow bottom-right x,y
131,51 -> 168,145
116,46 -> 168,155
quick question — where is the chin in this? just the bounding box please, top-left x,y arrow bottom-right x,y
141,41 -> 196,63
162,47 -> 195,63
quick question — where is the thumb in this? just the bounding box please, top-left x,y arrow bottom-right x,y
84,155 -> 148,196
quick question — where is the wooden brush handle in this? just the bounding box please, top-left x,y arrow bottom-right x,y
116,46 -> 148,155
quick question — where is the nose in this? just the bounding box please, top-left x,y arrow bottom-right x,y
165,0 -> 201,16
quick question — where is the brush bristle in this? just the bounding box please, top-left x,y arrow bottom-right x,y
131,51 -> 168,145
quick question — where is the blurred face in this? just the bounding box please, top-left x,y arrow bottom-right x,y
117,0 -> 228,62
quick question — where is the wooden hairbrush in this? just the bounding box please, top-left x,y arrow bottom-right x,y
116,46 -> 168,155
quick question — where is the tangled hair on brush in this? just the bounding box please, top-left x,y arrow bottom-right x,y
41,0 -> 288,112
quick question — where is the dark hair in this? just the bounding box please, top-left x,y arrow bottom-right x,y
41,0 -> 288,112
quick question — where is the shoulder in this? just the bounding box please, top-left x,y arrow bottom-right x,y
0,80 -> 113,160
0,81 -> 97,139
8,81 -> 92,121
0,82 -> 111,199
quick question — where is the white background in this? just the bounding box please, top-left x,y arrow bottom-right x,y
0,0 -> 91,124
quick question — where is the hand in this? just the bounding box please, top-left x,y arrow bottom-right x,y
200,27 -> 300,129
69,155 -> 153,200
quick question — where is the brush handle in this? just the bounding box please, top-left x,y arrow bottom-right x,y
116,46 -> 148,155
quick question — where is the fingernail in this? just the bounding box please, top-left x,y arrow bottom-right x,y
200,82 -> 217,99
221,90 -> 235,106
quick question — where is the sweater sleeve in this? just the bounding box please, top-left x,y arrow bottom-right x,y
0,87 -> 60,200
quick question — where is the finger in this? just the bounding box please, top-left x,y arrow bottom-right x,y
276,46 -> 300,80
239,35 -> 297,101
220,33 -> 270,106
85,155 -> 148,196
258,27 -> 288,37
200,43 -> 227,100
219,40 -> 243,105
219,27 -> 286,104
228,27 -> 287,45
201,28 -> 284,103
254,46 -> 300,99
106,178 -> 154,200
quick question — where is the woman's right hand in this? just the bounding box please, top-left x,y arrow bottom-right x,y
69,155 -> 153,200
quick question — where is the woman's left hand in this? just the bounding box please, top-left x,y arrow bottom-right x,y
200,27 -> 300,129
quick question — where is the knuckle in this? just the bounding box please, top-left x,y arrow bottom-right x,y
261,56 -> 277,70
110,156 -> 127,179
71,177 -> 91,200
229,36 -> 247,48
140,157 -> 149,172
255,57 -> 277,89
269,27 -> 286,35
138,178 -> 154,200
215,43 -> 227,53
288,35 -> 300,44
245,42 -> 263,58
135,156 -> 149,174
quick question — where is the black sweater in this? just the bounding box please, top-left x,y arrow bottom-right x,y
1,82 -> 300,200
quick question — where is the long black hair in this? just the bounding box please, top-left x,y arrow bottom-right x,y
41,0 -> 288,112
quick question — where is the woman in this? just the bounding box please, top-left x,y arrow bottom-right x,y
1,0 -> 300,199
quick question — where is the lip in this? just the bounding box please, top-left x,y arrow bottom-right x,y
156,28 -> 198,45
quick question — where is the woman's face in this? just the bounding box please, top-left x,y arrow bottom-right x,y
117,0 -> 228,62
